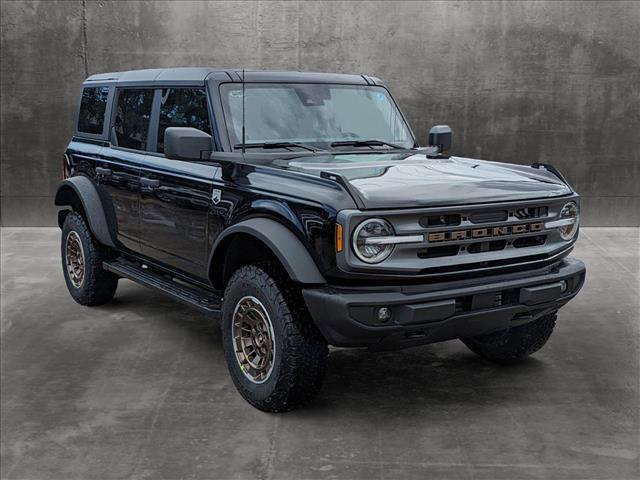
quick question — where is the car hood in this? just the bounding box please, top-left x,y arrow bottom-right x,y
277,152 -> 573,209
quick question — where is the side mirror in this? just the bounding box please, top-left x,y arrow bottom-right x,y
428,125 -> 452,156
164,127 -> 212,161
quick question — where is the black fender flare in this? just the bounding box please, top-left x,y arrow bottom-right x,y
54,177 -> 116,248
209,218 -> 326,286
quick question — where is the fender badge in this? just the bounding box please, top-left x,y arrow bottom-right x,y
212,189 -> 222,205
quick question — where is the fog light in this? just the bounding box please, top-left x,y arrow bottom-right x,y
376,307 -> 392,323
560,280 -> 568,293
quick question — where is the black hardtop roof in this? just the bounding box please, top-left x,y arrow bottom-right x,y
84,67 -> 383,87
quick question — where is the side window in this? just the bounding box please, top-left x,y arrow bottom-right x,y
157,88 -> 211,153
77,86 -> 109,135
113,89 -> 154,151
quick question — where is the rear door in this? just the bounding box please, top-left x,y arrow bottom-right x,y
95,87 -> 155,253
138,87 -> 217,280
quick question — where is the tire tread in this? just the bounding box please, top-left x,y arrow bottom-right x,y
462,313 -> 557,364
223,263 -> 328,412
61,211 -> 118,306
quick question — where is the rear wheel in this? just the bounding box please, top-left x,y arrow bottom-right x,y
462,313 -> 557,364
61,211 -> 118,306
222,264 -> 328,412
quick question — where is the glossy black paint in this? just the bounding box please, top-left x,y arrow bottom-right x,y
63,68 -> 579,293
274,152 -> 573,209
67,140 -> 141,252
139,155 -> 213,280
65,137 -> 349,287
95,147 -> 143,253
210,162 -> 354,266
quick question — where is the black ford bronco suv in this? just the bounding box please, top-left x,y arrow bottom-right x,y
56,68 -> 585,412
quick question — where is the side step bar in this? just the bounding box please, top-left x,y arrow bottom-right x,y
103,259 -> 222,318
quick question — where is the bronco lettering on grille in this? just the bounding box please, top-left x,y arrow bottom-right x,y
427,222 -> 544,242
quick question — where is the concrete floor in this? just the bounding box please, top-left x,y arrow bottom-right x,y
1,227 -> 638,480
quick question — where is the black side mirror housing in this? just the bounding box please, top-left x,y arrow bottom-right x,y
428,125 -> 452,156
164,127 -> 212,161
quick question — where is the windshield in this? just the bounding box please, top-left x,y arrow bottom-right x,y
219,83 -> 414,150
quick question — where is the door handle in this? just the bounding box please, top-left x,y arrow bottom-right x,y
140,177 -> 160,188
96,167 -> 112,176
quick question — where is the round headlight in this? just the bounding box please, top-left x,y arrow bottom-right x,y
352,218 -> 395,264
558,201 -> 579,240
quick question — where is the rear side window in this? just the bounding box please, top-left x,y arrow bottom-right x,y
157,88 -> 211,153
113,89 -> 154,151
77,86 -> 109,135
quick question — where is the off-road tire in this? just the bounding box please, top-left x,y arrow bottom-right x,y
222,264 -> 329,412
462,313 -> 557,364
61,211 -> 118,306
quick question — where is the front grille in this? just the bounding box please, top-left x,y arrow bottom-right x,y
410,201 -> 562,269
341,196 -> 577,279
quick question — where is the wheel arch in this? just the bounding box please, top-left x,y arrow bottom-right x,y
208,217 -> 326,290
54,177 -> 116,248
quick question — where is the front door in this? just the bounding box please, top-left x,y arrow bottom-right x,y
139,158 -> 216,280
138,86 -> 215,280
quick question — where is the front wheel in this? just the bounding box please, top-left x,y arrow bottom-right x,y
222,264 -> 328,412
462,313 -> 557,364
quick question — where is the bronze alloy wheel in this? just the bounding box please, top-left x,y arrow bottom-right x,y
222,265 -> 329,411
65,230 -> 85,288
232,296 -> 276,384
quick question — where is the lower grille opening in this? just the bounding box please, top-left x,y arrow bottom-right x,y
467,240 -> 507,254
514,235 -> 547,248
417,244 -> 460,259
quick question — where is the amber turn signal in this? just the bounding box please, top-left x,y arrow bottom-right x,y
335,223 -> 343,253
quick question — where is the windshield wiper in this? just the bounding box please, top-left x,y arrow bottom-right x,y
233,142 -> 320,152
330,139 -> 404,150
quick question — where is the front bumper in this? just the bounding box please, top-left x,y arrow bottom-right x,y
303,258 -> 585,350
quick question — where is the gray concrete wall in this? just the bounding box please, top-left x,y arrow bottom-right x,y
2,0 -> 639,226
